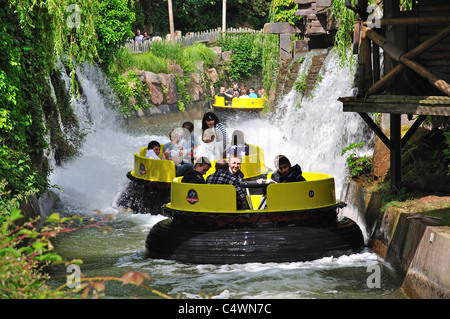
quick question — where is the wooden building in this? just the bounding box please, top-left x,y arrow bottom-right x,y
264,0 -> 337,64
338,0 -> 450,187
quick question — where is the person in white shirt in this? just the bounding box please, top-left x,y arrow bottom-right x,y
152,32 -> 162,43
163,129 -> 193,176
195,128 -> 223,161
239,89 -> 249,98
135,29 -> 144,42
145,140 -> 161,159
180,121 -> 201,164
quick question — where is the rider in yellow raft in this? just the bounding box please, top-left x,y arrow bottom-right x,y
270,155 -> 306,183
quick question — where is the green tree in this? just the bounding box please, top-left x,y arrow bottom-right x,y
133,0 -> 271,35
217,33 -> 263,81
96,0 -> 135,64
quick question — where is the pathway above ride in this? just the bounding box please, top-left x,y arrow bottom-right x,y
146,173 -> 365,264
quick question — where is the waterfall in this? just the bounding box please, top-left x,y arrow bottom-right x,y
49,64 -> 166,215
49,50 -> 373,220
229,49 -> 373,195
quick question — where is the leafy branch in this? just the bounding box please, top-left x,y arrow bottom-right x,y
54,270 -> 173,299
341,142 -> 373,179
0,207 -> 171,299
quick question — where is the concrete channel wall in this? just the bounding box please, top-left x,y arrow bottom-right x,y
342,181 -> 450,299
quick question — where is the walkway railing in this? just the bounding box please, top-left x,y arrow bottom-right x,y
179,27 -> 261,46
123,27 -> 261,54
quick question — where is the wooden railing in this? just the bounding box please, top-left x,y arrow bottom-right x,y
179,27 -> 261,46
123,27 -> 261,53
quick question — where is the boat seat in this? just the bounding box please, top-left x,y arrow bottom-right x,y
170,181 -> 237,212
265,177 -> 336,211
131,152 -> 176,183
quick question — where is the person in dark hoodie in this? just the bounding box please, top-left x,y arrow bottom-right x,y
270,155 -> 306,183
255,155 -> 305,209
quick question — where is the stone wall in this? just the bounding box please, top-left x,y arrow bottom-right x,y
126,47 -> 231,121
342,181 -> 450,299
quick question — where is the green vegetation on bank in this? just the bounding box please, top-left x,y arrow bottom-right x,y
1,0 -> 135,298
332,0 -> 418,66
344,128 -> 450,226
107,41 -> 218,115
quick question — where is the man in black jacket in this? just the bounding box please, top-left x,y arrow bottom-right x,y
181,157 -> 211,184
271,155 -> 306,183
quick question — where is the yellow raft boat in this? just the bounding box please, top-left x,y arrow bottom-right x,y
117,144 -> 269,214
146,173 -> 365,264
213,95 -> 264,111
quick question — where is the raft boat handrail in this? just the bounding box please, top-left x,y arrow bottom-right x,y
130,151 -> 176,183
133,143 -> 268,181
166,173 -> 337,214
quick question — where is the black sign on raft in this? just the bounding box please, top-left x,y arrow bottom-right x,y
139,163 -> 146,175
186,189 -> 199,204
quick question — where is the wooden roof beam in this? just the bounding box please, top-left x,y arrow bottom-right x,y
363,26 -> 450,96
339,95 -> 450,116
362,16 -> 450,27
368,25 -> 450,95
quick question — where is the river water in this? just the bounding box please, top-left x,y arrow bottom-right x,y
46,51 -> 405,299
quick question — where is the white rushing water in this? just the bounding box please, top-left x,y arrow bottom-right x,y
47,53 -> 402,299
50,63 -> 167,214
226,50 -> 373,196
50,51 -> 372,215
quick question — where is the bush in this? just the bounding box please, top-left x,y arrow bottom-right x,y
108,42 -> 218,114
0,195 -> 171,299
216,33 -> 263,81
0,186 -> 65,298
341,142 -> 373,179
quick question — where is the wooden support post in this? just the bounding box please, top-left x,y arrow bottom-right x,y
369,25 -> 450,95
401,115 -> 428,148
168,0 -> 175,43
372,43 -> 380,83
360,35 -> 373,94
222,0 -> 226,39
390,114 -> 402,187
358,112 -> 392,150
